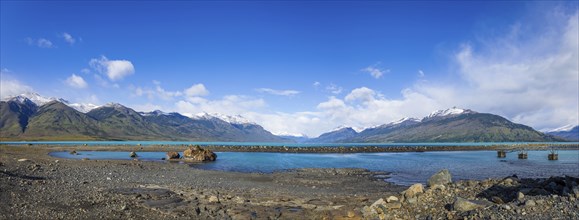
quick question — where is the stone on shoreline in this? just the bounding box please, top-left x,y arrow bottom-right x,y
17,158 -> 30,162
402,183 -> 424,199
183,146 -> 217,162
166,152 -> 180,159
428,169 -> 452,187
453,197 -> 492,212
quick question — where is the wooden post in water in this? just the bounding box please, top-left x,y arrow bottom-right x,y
497,150 -> 506,158
548,148 -> 558,160
518,149 -> 528,159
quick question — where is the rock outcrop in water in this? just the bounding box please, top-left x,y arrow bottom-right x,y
183,145 -> 217,162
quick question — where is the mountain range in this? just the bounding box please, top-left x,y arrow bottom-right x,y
0,93 -> 287,142
547,125 -> 579,141
307,108 -> 564,143
0,93 -> 571,142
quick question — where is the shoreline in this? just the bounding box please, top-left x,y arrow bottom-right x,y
1,145 -> 578,219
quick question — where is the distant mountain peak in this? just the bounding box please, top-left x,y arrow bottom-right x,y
387,117 -> 421,126
4,92 -> 68,106
139,110 -> 171,117
3,92 -> 99,113
547,124 -> 578,132
425,107 -> 475,119
192,112 -> 255,125
103,102 -> 127,109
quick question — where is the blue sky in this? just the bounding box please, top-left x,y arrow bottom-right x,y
1,1 -> 578,137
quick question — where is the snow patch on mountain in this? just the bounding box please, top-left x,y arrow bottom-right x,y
192,112 -> 256,125
387,117 -> 421,126
68,103 -> 100,113
3,92 -> 99,113
425,107 -> 474,119
4,92 -> 67,106
547,124 -> 578,132
139,110 -> 173,117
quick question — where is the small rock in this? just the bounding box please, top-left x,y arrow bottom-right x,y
453,197 -> 492,212
403,183 -> 424,199
428,169 -> 452,187
525,200 -> 536,207
386,196 -> 399,203
209,195 -> 219,203
17,159 -> 30,162
383,202 -> 402,209
431,184 -> 446,191
517,192 -> 525,201
347,210 -> 355,218
121,205 -> 128,210
54,160 -> 59,163
491,196 -> 504,204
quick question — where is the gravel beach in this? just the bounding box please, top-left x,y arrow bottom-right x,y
1,145 -> 578,219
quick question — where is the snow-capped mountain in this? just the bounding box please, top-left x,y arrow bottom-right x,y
193,112 -> 255,125
547,124 -> 578,133
3,92 -> 99,113
67,103 -> 100,113
424,107 -> 475,120
139,110 -> 173,117
3,92 -> 67,106
386,117 -> 421,126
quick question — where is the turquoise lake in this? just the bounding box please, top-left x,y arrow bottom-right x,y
3,141 -> 578,147
50,150 -> 579,186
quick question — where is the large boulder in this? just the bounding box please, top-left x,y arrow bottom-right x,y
183,146 -> 217,162
428,169 -> 452,187
166,151 -> 180,159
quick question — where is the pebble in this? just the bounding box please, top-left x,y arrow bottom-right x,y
17,159 -> 30,162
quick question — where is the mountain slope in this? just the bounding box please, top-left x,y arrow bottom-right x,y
0,100 -> 37,137
347,110 -> 561,143
21,101 -> 104,140
308,127 -> 358,143
86,104 -> 182,140
548,126 -> 579,141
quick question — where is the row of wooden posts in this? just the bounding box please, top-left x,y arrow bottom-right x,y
496,149 -> 558,160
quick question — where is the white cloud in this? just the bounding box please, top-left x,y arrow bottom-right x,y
89,56 -> 135,81
0,69 -> 33,99
26,38 -> 54,48
184,84 -> 209,97
345,87 -> 378,103
361,64 -> 389,79
175,95 -> 265,117
62,33 -> 76,45
442,9 -> 579,130
325,83 -> 343,94
65,73 -> 88,89
256,88 -> 300,96
133,81 -> 183,101
418,70 -> 425,77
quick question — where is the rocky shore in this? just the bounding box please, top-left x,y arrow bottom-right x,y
1,145 -> 578,219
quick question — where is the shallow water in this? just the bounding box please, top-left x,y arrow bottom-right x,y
50,150 -> 579,185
